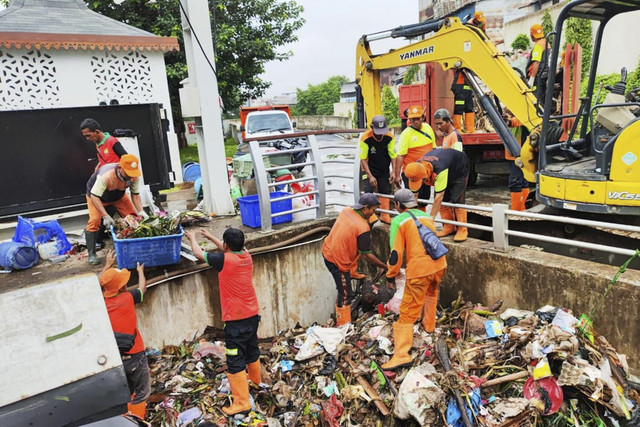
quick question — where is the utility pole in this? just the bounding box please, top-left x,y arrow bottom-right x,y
179,0 -> 234,215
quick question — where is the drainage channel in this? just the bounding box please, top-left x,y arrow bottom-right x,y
468,212 -> 640,270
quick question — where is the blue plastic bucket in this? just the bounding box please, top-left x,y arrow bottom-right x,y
182,162 -> 202,182
0,241 -> 39,270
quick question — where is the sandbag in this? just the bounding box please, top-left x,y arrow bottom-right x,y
0,242 -> 39,270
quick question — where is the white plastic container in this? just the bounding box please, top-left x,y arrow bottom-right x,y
38,241 -> 59,261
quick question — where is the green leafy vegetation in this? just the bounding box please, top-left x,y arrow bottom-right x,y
511,33 -> 530,51
542,11 -> 554,43
381,85 -> 400,127
291,76 -> 349,116
86,0 -> 304,119
565,17 -> 592,79
179,137 -> 237,165
403,65 -> 421,85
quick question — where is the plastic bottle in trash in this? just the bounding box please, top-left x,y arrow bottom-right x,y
38,241 -> 59,261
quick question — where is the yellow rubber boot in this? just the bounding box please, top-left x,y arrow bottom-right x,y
464,112 -> 476,133
510,191 -> 525,211
422,294 -> 439,333
335,304 -> 352,326
380,197 -> 392,224
381,322 -> 414,370
247,360 -> 261,385
453,208 -> 468,242
453,114 -> 463,132
222,371 -> 252,416
436,207 -> 457,237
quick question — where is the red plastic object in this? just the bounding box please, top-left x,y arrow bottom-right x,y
523,376 -> 563,415
377,304 -> 386,315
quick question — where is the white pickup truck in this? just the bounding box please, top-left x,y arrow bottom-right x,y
239,105 -> 295,141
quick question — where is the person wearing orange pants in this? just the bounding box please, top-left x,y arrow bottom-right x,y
85,154 -> 147,265
359,115 -> 398,224
186,227 -> 262,416
100,251 -> 150,421
382,189 -> 448,370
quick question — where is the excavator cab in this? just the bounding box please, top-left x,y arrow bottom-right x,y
531,0 -> 640,215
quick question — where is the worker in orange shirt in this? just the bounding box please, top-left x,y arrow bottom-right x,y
322,194 -> 388,325
381,189 -> 447,370
100,251 -> 150,420
468,11 -> 486,33
395,106 -> 436,209
433,109 -> 463,151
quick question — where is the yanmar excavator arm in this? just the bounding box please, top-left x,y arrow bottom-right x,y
356,17 -> 542,161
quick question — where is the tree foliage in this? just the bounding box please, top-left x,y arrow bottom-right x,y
381,85 -> 400,127
511,33 -> 530,51
565,17 -> 592,79
403,65 -> 420,85
542,11 -> 553,42
291,75 -> 348,116
85,0 -> 304,118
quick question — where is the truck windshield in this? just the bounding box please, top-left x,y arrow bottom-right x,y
247,113 -> 292,133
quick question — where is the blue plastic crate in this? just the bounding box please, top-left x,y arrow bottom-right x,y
110,226 -> 184,269
237,191 -> 293,228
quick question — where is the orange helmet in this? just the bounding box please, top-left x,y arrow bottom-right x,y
474,11 -> 485,22
530,24 -> 544,40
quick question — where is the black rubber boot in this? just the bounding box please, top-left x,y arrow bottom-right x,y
85,230 -> 100,265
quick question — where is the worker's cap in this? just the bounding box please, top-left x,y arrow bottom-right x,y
433,108 -> 452,121
394,188 -> 417,208
119,154 -> 142,178
530,24 -> 544,40
100,267 -> 131,298
474,11 -> 485,22
353,193 -> 380,209
407,105 -> 425,119
404,161 -> 433,192
370,115 -> 389,136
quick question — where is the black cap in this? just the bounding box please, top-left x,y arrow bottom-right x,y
353,193 -> 380,209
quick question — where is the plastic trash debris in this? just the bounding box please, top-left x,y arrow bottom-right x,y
177,406 -> 202,426
320,394 -> 343,427
446,388 -> 482,427
484,320 -> 503,338
523,376 -> 563,415
294,325 -> 349,361
499,308 -> 534,320
551,308 -> 579,333
280,360 -> 294,373
394,365 -> 445,425
318,354 -> 337,376
192,339 -> 226,361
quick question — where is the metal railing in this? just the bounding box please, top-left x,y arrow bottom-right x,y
247,130 -> 362,231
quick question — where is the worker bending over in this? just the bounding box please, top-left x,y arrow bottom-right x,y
100,251 -> 150,420
186,228 -> 261,416
405,148 -> 471,242
359,115 -> 397,224
382,189 -> 447,370
433,109 -> 463,151
396,106 -> 436,209
85,154 -> 148,265
322,194 -> 388,325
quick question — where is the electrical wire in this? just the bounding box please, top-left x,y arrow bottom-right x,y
177,0 -> 218,78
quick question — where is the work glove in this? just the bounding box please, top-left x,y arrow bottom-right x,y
137,210 -> 149,221
102,215 -> 116,229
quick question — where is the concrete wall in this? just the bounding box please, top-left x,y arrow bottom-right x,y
293,115 -> 353,131
133,219 -> 640,372
135,220 -> 336,344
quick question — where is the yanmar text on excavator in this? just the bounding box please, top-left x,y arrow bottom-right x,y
355,0 -> 640,216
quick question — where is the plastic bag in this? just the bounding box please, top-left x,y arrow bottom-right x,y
13,216 -> 72,256
385,268 -> 406,314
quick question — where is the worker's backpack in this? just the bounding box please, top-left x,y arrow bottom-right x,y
407,211 -> 448,260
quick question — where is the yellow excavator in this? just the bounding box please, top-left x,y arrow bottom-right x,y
355,0 -> 640,215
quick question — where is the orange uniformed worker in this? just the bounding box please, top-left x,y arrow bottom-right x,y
85,154 -> 148,265
100,251 -> 149,420
186,227 -> 261,416
527,24 -> 549,96
469,11 -> 486,33
322,193 -> 388,325
504,112 -> 531,211
396,106 -> 436,209
382,189 -> 447,370
434,109 -> 463,151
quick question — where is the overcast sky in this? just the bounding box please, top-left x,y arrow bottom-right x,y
261,0 -> 419,97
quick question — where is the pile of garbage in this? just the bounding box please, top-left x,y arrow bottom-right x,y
145,274 -> 638,426
114,211 -> 209,239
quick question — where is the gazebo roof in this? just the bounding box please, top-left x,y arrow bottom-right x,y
0,0 -> 179,52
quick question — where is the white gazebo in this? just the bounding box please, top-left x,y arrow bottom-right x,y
0,0 -> 184,182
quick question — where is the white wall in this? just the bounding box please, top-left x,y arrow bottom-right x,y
0,47 -> 183,182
